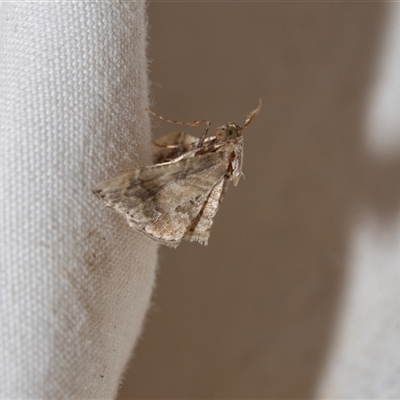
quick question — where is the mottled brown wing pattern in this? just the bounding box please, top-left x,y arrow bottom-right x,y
183,177 -> 230,245
94,100 -> 261,247
94,151 -> 229,247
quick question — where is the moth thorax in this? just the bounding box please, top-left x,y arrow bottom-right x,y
215,123 -> 241,141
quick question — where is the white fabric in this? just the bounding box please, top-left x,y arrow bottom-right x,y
318,215 -> 400,398
317,4 -> 400,398
365,3 -> 400,155
0,2 -> 157,399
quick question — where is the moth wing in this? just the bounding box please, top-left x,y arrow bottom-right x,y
94,152 -> 228,247
153,131 -> 199,164
184,178 -> 230,245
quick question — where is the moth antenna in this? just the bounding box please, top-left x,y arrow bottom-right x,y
241,98 -> 262,131
147,108 -> 210,129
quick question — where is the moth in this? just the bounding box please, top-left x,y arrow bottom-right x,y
93,99 -> 262,248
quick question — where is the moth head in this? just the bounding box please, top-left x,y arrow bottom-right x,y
214,99 -> 262,141
215,123 -> 241,141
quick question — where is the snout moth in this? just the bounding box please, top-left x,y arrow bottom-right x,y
94,99 -> 262,248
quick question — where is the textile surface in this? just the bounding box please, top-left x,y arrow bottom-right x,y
0,2 -> 157,398
317,4 -> 400,397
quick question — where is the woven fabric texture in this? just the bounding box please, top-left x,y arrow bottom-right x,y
0,3 -> 158,398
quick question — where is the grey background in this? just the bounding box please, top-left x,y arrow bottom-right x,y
118,3 -> 400,399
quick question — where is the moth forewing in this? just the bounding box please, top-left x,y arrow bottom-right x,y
184,178 -> 229,245
94,151 -> 229,247
94,100 -> 261,247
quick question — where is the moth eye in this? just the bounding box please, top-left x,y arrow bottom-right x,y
215,124 -> 239,140
226,127 -> 237,138
224,124 -> 239,140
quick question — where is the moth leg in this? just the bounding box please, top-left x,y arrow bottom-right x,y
197,121 -> 211,148
147,109 -> 211,148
